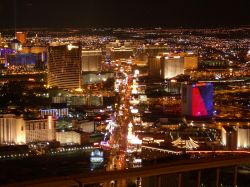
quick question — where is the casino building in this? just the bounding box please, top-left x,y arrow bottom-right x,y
182,83 -> 214,118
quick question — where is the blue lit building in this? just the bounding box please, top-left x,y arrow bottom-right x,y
7,53 -> 42,66
182,83 -> 213,118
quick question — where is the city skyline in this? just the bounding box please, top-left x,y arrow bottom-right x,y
0,1 -> 249,186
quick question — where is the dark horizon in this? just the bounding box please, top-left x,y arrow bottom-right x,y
0,0 -> 250,29
1,25 -> 250,31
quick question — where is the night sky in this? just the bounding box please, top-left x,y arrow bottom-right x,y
0,0 -> 249,28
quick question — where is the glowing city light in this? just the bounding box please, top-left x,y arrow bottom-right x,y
67,44 -> 79,50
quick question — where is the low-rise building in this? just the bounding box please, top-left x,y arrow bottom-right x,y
56,130 -> 81,145
56,130 -> 90,145
0,114 -> 56,145
221,125 -> 250,150
25,116 -> 56,143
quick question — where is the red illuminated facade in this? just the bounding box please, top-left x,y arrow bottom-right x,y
182,83 -> 213,118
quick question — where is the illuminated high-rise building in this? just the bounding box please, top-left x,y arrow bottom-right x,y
161,56 -> 184,79
148,55 -> 184,79
182,83 -> 213,118
148,56 -> 162,79
237,126 -> 250,149
172,52 -> 199,70
82,49 -> 102,72
0,114 -> 26,144
48,43 -> 81,90
221,125 -> 250,150
15,32 -> 27,44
